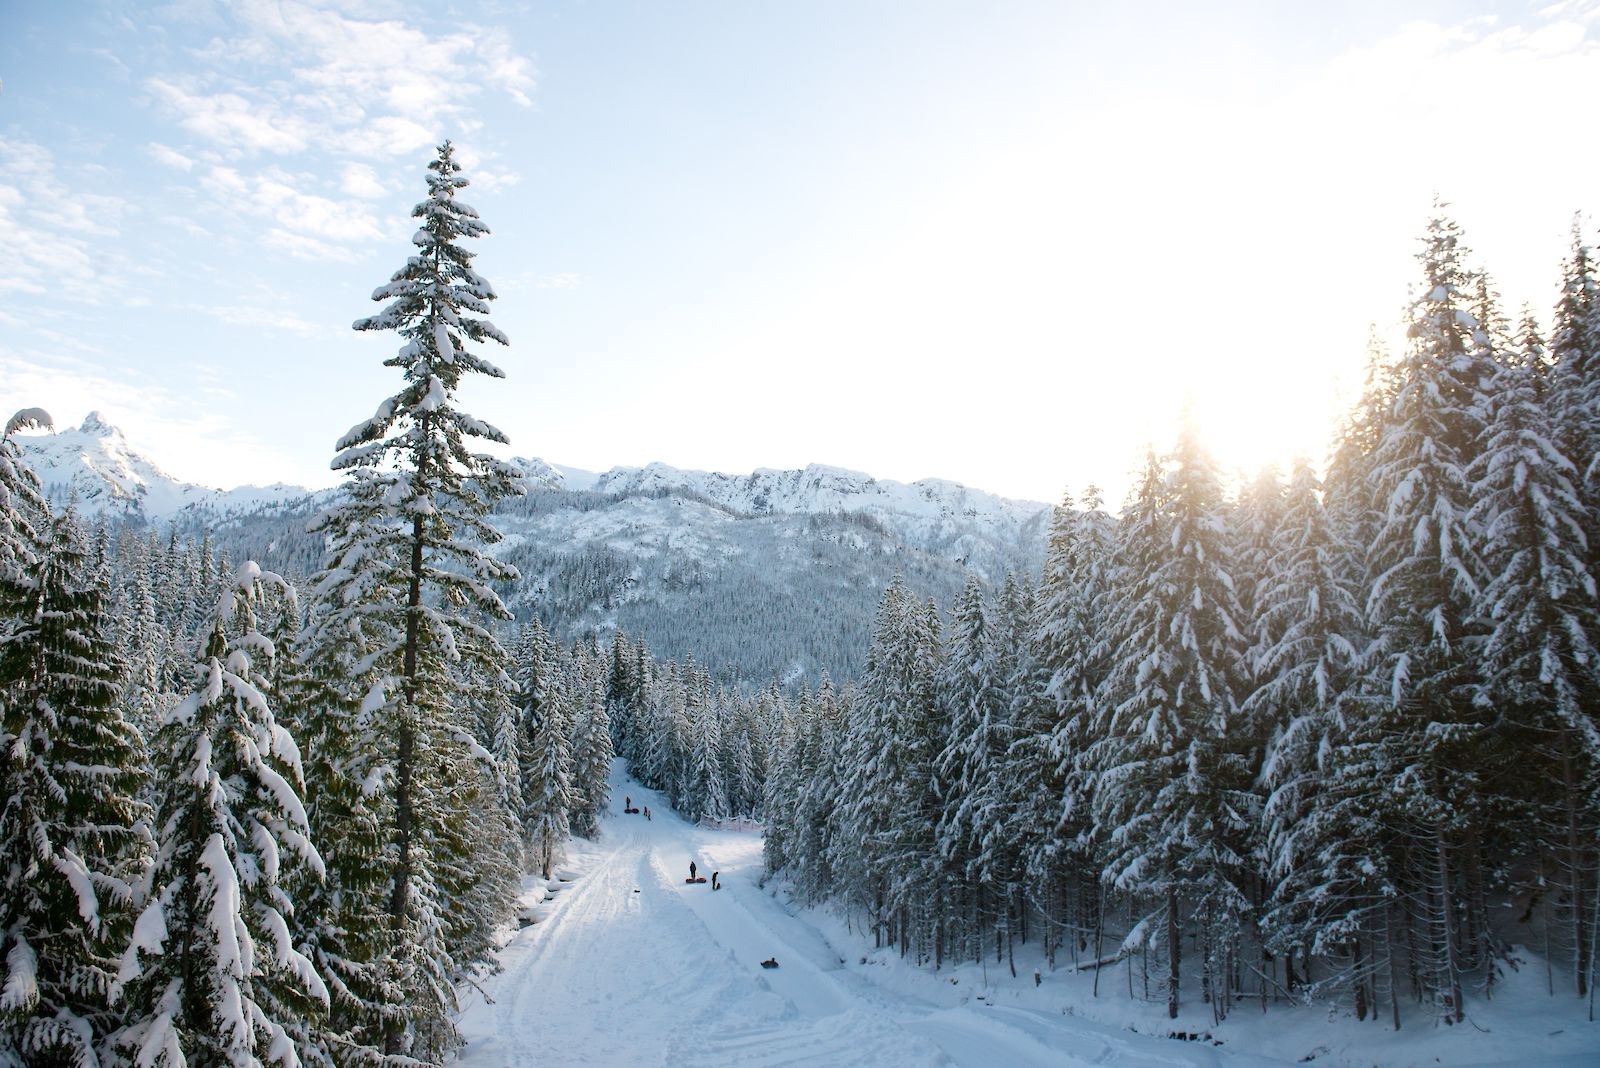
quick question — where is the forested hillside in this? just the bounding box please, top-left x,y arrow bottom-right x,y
20,442 -> 1049,688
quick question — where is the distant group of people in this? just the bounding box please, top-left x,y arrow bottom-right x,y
620,792 -> 775,965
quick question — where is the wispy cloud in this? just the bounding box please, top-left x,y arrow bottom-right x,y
183,301 -> 332,336
339,162 -> 386,199
146,0 -> 537,161
147,76 -> 312,154
196,163 -> 384,259
261,227 -> 365,262
146,142 -> 197,171
132,0 -> 538,261
0,136 -> 128,300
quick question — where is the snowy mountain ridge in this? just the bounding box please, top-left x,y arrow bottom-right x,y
587,461 -> 1049,530
19,416 -> 1052,539
15,416 -> 1051,681
15,412 -> 311,521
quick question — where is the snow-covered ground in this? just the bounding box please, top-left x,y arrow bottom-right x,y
454,762 -> 1598,1067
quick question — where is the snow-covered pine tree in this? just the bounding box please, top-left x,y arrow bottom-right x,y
0,409 -> 52,583
112,562 -> 327,1068
1092,429 -> 1252,1021
641,660 -> 689,805
1232,465 -> 1285,650
1549,217 -> 1598,495
904,597 -> 947,965
605,632 -> 639,763
837,578 -> 945,960
1362,210 -> 1496,1022
1016,488 -> 1115,972
473,661 -> 522,841
762,690 -> 802,875
568,650 -> 613,837
792,675 -> 846,903
426,694 -> 521,997
934,575 -> 1002,964
834,578 -> 909,942
1469,320 -> 1600,1000
1245,459 -> 1382,1019
1324,333 -> 1399,551
748,689 -> 778,820
313,139 -> 521,1060
276,617 -> 398,1067
681,677 -> 726,824
0,505 -> 149,1065
518,650 -> 574,880
723,694 -> 758,819
449,658 -> 526,958
981,576 -> 1030,974
1544,226 -> 1600,994
631,659 -> 675,798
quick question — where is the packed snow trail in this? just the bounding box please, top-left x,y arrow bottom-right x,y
454,763 -> 1301,1068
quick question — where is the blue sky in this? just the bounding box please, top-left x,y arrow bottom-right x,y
2,1 -> 1597,502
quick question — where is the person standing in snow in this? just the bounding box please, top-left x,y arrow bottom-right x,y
644,806 -> 652,820
712,871 -> 720,891
625,795 -> 632,811
690,860 -> 697,881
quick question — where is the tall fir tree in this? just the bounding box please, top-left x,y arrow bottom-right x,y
277,621 -> 398,1067
1093,429 -> 1251,1020
934,575 -> 1002,963
1362,210 -> 1496,1022
312,140 -> 521,1060
1470,321 -> 1600,999
0,506 -> 149,1065
112,563 -> 327,1068
567,649 -> 614,837
518,653 -> 574,880
1247,460 -> 1383,1019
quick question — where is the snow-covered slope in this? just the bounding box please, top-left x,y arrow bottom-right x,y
15,413 -> 309,521
490,459 -> 1051,680
591,461 -> 1048,553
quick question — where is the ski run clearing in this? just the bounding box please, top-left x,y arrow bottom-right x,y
454,763 -> 1597,1068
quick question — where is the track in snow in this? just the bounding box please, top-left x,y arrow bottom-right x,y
453,763 -> 1292,1067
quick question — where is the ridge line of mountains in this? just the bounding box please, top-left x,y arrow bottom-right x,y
17,413 -> 1053,683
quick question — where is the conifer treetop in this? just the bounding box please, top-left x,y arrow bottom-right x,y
339,140 -> 517,486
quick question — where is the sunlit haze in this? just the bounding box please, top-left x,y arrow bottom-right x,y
3,1 -> 1597,504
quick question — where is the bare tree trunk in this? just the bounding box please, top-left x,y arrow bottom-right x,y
1007,887 -> 1018,978
875,884 -> 884,949
1354,936 -> 1369,1021
1167,888 -> 1181,1019
1463,824 -> 1495,997
389,512 -> 426,927
1092,882 -> 1105,998
1436,826 -> 1465,1024
1565,744 -> 1590,999
974,883 -> 983,965
1387,899 -> 1404,1031
385,499 -> 428,1056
